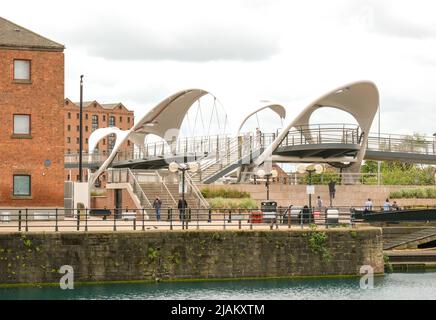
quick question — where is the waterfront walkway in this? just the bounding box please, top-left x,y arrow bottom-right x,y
0,218 -> 355,233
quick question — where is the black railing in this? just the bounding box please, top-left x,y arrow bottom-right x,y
0,206 -> 363,232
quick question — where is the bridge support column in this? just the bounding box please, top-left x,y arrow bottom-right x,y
341,163 -> 361,185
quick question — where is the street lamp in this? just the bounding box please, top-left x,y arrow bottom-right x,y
79,75 -> 84,182
256,169 -> 278,201
169,162 -> 199,229
297,164 -> 324,209
433,133 -> 436,155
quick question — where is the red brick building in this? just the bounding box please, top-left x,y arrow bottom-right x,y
64,99 -> 134,182
0,17 -> 65,207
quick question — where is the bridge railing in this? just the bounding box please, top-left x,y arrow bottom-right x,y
367,134 -> 436,155
278,124 -> 361,147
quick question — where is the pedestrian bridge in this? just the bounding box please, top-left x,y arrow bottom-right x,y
63,81 -> 436,187
65,123 -> 436,184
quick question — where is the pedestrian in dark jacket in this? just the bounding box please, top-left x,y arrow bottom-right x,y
178,198 -> 188,220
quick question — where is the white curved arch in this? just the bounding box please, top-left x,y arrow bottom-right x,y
236,103 -> 286,136
254,81 -> 380,171
88,89 -> 211,187
88,127 -> 130,187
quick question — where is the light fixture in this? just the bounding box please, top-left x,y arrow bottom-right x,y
169,162 -> 180,173
315,164 -> 324,175
297,164 -> 307,174
257,169 -> 266,178
271,169 -> 278,178
188,162 -> 199,173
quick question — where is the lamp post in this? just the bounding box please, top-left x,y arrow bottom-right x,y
256,169 -> 278,201
297,164 -> 324,209
169,162 -> 199,229
433,133 -> 436,155
79,75 -> 84,182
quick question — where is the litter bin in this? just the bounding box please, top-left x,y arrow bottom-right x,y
249,212 -> 263,224
326,209 -> 339,226
261,201 -> 277,224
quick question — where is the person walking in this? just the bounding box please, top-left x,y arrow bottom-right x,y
328,180 -> 336,207
178,198 -> 188,221
153,196 -> 162,221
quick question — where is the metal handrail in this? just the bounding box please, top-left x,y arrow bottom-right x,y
185,174 -> 209,208
155,170 -> 177,206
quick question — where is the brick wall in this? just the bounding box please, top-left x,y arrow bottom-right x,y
0,228 -> 384,285
0,48 -> 64,207
201,184 -> 436,208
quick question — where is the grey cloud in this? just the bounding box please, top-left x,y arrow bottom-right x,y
341,1 -> 436,39
65,23 -> 280,62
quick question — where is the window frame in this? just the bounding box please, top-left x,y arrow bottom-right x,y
12,114 -> 31,137
13,59 -> 31,82
13,174 -> 31,197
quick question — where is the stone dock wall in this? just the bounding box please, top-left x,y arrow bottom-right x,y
0,229 -> 384,285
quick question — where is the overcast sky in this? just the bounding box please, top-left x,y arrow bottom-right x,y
3,0 -> 436,136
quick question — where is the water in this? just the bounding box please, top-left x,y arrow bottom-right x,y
0,272 -> 435,300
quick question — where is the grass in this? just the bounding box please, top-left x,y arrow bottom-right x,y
201,187 -> 251,199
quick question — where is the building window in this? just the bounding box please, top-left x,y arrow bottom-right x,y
67,137 -> 71,143
67,125 -> 71,131
127,141 -> 131,146
119,116 -> 122,123
109,116 -> 115,127
85,114 -> 88,120
13,114 -> 30,135
76,113 -> 79,120
67,149 -> 71,154
13,175 -> 31,196
86,138 -> 88,144
85,126 -> 88,132
103,139 -> 106,145
76,125 -> 79,132
108,135 -> 116,152
13,60 -> 30,81
127,117 -> 130,123
76,137 -> 79,144
67,112 -> 71,119
92,115 -> 99,131
103,115 -> 106,122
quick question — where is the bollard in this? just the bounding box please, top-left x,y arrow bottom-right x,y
208,209 -> 212,223
76,209 -> 80,231
134,218 -> 137,231
85,209 -> 88,232
113,210 -> 117,231
169,208 -> 173,231
55,208 -> 59,232
25,209 -> 28,232
239,220 -> 242,230
18,210 -> 22,232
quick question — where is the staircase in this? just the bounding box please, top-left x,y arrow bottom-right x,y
190,135 -> 262,184
384,228 -> 436,250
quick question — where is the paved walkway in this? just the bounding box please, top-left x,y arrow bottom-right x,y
0,218 -> 355,233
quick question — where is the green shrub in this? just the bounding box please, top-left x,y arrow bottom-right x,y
209,198 -> 257,210
201,188 -> 251,199
389,188 -> 436,199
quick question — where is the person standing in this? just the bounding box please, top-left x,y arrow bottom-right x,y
328,180 -> 336,207
153,196 -> 162,221
383,199 -> 392,211
364,198 -> 373,212
178,198 -> 188,221
317,196 -> 323,209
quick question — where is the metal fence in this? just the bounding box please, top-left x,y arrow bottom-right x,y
0,207 -> 359,233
